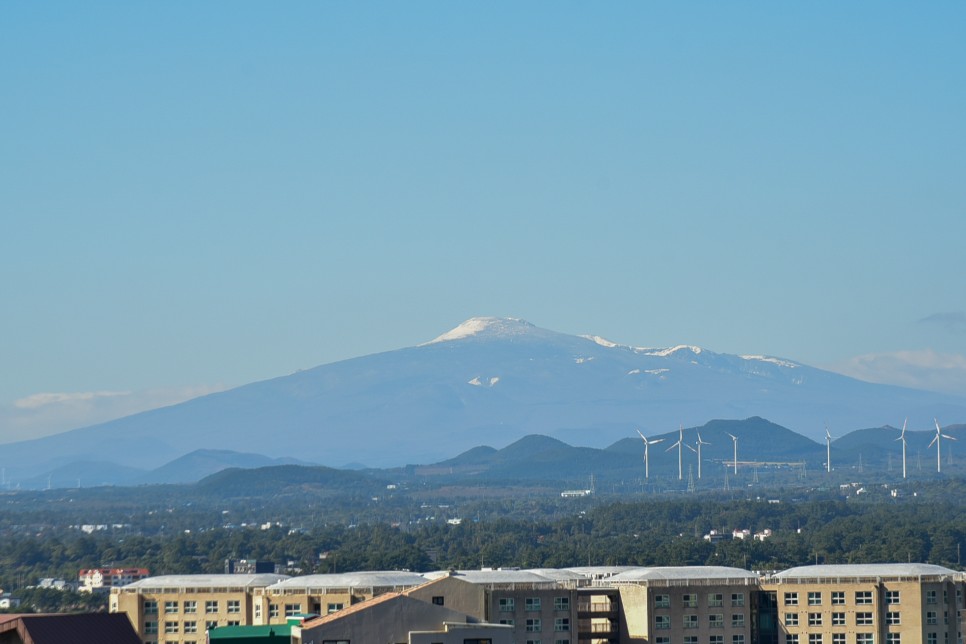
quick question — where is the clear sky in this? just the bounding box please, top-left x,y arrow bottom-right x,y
2,2 -> 965,443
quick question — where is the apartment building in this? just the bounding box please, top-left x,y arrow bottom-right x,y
603,566 -> 760,644
251,571 -> 427,625
79,567 -> 150,593
762,564 -> 965,644
111,573 -> 289,644
111,564 -> 965,644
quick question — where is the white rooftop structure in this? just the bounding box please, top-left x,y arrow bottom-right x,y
772,563 -> 963,582
123,573 -> 289,590
266,571 -> 427,591
562,566 -> 640,580
607,566 -> 760,586
423,569 -> 562,587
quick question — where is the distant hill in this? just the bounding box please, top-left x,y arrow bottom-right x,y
194,464 -> 384,498
2,317 -> 965,487
135,449 -> 314,485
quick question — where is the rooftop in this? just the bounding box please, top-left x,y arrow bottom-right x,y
772,563 -> 962,581
123,574 -> 289,590
266,571 -> 426,591
607,566 -> 760,583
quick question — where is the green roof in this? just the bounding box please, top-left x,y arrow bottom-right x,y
208,624 -> 294,641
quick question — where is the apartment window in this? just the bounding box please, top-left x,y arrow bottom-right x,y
684,594 -> 698,608
786,636 -> 799,644
554,617 -> 570,632
268,603 -> 279,617
254,604 -> 261,618
927,633 -> 937,644
856,612 -> 874,626
856,634 -> 874,644
526,597 -> 542,611
656,638 -> 670,644
808,635 -> 823,644
227,600 -> 241,614
205,600 -> 218,614
184,621 -> 197,634
183,600 -> 197,614
684,637 -> 698,644
499,598 -> 515,612
226,621 -> 240,627
555,640 -> 570,644
145,621 -> 158,634
144,600 -> 158,615
165,621 -> 178,634
711,636 -> 724,644
808,592 -> 822,606
164,601 -> 178,613
554,596 -> 570,611
927,611 -> 938,625
733,636 -> 745,644
732,593 -> 745,607
432,596 -> 444,606
886,591 -> 900,604
710,593 -> 724,607
655,615 -> 670,630
831,612 -> 845,626
683,615 -> 698,629
206,621 -> 217,631
886,612 -> 900,625
526,618 -> 542,632
927,590 -> 938,605
499,619 -> 514,626
785,593 -> 799,606
856,592 -> 873,605
887,635 -> 900,644
785,613 -> 800,626
525,640 -> 540,644
327,603 -> 343,614
284,603 -> 301,617
832,636 -> 845,644
831,592 -> 845,605
808,613 -> 823,626
655,594 -> 670,608
732,613 -> 745,628
710,614 -> 724,628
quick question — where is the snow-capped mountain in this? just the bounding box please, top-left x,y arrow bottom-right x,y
2,317 -> 964,479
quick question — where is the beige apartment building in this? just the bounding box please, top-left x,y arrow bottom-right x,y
762,564 -> 965,644
110,573 -> 288,644
251,570 -> 427,625
604,566 -> 760,644
112,564 -> 965,644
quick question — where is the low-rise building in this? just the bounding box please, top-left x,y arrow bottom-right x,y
111,573 -> 289,644
79,567 -> 149,593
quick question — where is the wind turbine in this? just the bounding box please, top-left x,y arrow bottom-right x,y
895,419 -> 908,479
929,419 -> 957,474
694,432 -> 711,479
825,424 -> 834,473
636,430 -> 664,480
727,432 -> 738,475
666,425 -> 685,480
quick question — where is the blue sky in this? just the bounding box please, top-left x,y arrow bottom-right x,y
2,2 -> 965,442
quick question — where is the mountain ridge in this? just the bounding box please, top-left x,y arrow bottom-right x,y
1,317 -> 964,482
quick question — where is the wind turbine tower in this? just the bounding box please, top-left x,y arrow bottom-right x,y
896,419 -> 908,479
825,424 -> 833,473
929,419 -> 957,474
667,425 -> 685,480
727,432 -> 739,475
636,430 -> 664,480
695,432 -> 711,479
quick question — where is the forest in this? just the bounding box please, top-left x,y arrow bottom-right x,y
1,475 -> 965,613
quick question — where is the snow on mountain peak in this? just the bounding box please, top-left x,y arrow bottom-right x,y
740,355 -> 800,369
424,317 -> 535,344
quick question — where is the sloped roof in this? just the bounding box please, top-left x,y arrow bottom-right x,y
422,569 -> 561,585
0,613 -> 141,644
